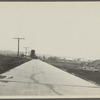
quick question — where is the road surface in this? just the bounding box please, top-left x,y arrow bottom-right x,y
0,59 -> 100,96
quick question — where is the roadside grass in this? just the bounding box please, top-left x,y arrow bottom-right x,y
42,59 -> 100,85
0,54 -> 31,74
67,69 -> 100,85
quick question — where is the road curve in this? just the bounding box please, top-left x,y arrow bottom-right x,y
0,59 -> 100,96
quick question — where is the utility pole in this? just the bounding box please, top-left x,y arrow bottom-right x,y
13,38 -> 25,57
24,47 -> 29,56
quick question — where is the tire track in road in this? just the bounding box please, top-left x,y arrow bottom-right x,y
30,72 -> 62,95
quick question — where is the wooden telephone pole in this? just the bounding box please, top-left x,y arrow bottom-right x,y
24,47 -> 29,56
13,38 -> 25,57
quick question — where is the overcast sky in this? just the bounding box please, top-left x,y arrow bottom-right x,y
0,2 -> 100,60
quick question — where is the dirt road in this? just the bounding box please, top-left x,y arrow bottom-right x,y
0,59 -> 100,96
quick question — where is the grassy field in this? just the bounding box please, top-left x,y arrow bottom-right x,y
0,54 -> 31,74
41,58 -> 100,85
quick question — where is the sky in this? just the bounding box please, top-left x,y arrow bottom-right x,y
0,2 -> 100,60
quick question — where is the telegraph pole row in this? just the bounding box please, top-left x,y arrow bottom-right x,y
13,38 -> 25,57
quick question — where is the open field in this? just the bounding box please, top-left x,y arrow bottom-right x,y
41,57 -> 100,85
0,54 -> 31,74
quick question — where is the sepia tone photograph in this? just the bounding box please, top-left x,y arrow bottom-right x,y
0,2 -> 100,98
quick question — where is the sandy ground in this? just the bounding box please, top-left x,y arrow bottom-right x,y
0,59 -> 100,97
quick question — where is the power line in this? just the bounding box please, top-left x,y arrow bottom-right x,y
13,38 -> 25,57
